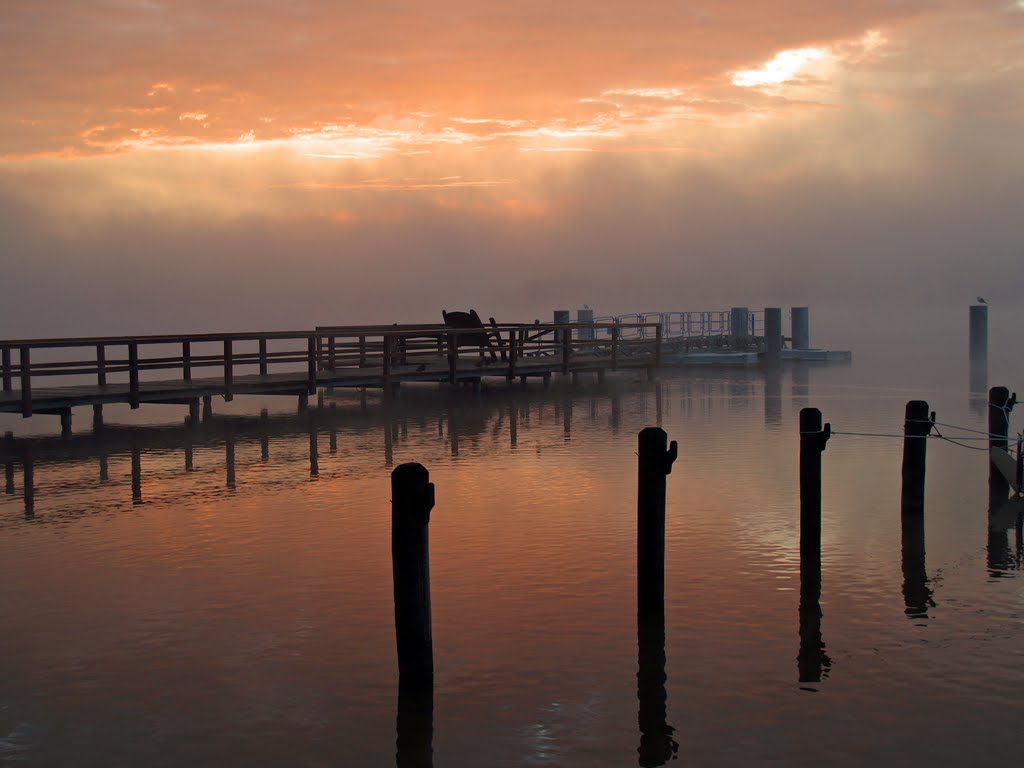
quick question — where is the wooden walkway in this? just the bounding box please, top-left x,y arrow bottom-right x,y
0,322 -> 661,422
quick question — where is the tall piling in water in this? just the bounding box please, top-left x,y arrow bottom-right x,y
730,307 -> 750,344
764,308 -> 782,367
791,307 -> 810,350
637,428 -> 678,615
392,463 -> 435,690
901,400 -> 932,516
969,304 -> 988,393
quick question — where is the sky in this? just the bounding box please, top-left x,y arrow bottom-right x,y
1,0 -> 1022,350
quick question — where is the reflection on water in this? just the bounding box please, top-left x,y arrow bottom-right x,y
900,515 -> 935,620
637,609 -> 678,767
396,685 -> 433,768
2,364 -> 1024,765
797,541 -> 831,688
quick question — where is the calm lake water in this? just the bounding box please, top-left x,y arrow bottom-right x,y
2,355 -> 1023,766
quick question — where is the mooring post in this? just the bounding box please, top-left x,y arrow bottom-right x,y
391,463 -> 435,690
791,307 -> 810,350
799,408 -> 830,560
969,304 -> 988,392
637,427 -> 678,615
901,400 -> 933,516
989,386 -> 1017,500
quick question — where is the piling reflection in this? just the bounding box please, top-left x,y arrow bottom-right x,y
763,368 -> 782,428
791,365 -> 810,410
225,428 -> 236,490
637,608 -> 678,766
130,443 -> 142,505
395,684 -> 433,768
798,548 -> 831,686
900,514 -> 934,619
986,498 -> 1021,577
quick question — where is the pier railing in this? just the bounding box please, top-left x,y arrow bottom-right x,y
593,310 -> 765,340
0,322 -> 659,417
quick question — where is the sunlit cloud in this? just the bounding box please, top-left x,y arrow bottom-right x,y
732,47 -> 831,87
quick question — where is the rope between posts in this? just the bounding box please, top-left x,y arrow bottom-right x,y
805,429 -> 1019,455
908,419 -> 1014,439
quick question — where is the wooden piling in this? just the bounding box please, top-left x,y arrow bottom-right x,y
59,408 -> 72,438
799,408 -> 830,559
637,427 -> 678,615
258,337 -> 268,376
188,399 -> 200,424
391,463 -> 435,689
989,386 -> 1017,500
202,395 -> 213,420
92,404 -> 104,432
900,400 -> 932,516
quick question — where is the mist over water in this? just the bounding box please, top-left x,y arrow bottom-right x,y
1,346 -> 1022,765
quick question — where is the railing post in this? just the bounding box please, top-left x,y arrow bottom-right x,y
901,400 -> 933,516
637,427 -> 678,614
2,348 -> 11,392
508,329 -> 517,379
447,332 -> 458,384
392,462 -> 435,690
655,323 -> 663,367
258,337 -> 268,376
306,336 -> 317,394
223,339 -> 233,401
182,340 -> 192,381
96,344 -> 107,386
799,408 -> 831,559
359,335 -> 367,367
562,323 -> 571,375
19,346 -> 31,417
129,342 -> 140,408
611,325 -> 620,370
383,335 -> 393,391
328,336 -> 337,372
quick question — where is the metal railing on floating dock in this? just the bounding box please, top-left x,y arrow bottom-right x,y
0,322 -> 660,422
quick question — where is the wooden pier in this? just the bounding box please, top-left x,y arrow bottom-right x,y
0,322 -> 662,425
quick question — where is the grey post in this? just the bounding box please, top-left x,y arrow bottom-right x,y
969,304 -> 988,393
392,463 -> 436,689
730,307 -> 750,343
764,308 -> 782,367
637,427 -> 678,615
791,307 -> 810,350
900,400 -> 933,516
